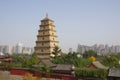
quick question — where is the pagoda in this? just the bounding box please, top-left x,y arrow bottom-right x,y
34,14 -> 59,59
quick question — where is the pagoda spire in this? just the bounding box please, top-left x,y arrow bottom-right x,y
45,13 -> 48,19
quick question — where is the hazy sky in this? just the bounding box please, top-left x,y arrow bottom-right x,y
0,0 -> 120,52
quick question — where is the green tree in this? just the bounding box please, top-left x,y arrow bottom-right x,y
102,55 -> 120,68
22,53 -> 39,68
11,54 -> 25,68
52,52 -> 91,68
75,68 -> 108,80
41,64 -> 51,73
116,53 -> 120,59
52,46 -> 61,57
83,50 -> 97,58
11,54 -> 25,63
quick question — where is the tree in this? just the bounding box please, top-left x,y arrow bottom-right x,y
51,52 -> 91,68
83,50 -> 97,58
116,53 -> 120,59
11,54 -> 25,68
22,53 -> 39,68
52,46 -> 61,57
75,68 -> 108,80
41,64 -> 51,73
11,54 -> 25,63
102,55 -> 120,68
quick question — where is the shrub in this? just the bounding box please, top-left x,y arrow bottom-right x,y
75,68 -> 108,80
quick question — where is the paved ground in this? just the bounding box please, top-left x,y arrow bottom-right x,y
0,71 -> 61,80
0,71 -> 23,80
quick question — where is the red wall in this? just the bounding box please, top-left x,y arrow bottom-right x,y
62,76 -> 78,80
10,69 -> 29,76
10,69 -> 78,80
10,68 -> 100,80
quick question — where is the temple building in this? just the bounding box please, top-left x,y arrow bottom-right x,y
34,14 -> 59,59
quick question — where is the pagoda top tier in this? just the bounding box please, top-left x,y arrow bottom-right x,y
42,13 -> 54,22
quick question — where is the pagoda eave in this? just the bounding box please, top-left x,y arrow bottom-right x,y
37,35 -> 58,37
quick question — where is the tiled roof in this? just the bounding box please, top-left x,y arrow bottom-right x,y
0,56 -> 12,61
108,68 -> 120,77
91,61 -> 108,69
52,64 -> 73,71
39,59 -> 56,67
32,59 -> 56,67
33,59 -> 74,71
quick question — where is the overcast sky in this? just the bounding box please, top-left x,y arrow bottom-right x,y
0,0 -> 120,52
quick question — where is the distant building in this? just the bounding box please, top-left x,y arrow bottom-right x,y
34,14 -> 59,59
69,48 -> 73,53
77,44 -> 120,55
0,45 -> 10,55
15,43 -> 23,54
22,47 -> 34,54
0,44 -> 33,55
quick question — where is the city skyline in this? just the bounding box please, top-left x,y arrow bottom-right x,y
0,0 -> 120,52
0,43 -> 34,55
77,44 -> 120,55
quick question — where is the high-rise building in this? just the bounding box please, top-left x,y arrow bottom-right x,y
34,14 -> 59,59
0,45 -> 9,55
77,44 -> 120,55
15,43 -> 23,54
69,48 -> 73,53
22,47 -> 34,54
